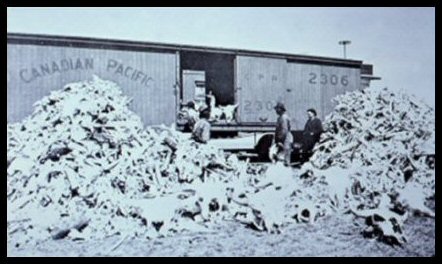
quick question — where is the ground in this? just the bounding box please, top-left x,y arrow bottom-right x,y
8,214 -> 434,257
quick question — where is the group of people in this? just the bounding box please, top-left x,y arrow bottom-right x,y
273,102 -> 323,166
179,99 -> 323,166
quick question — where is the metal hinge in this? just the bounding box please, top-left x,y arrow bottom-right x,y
259,117 -> 268,122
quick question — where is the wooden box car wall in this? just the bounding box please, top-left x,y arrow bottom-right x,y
235,55 -> 360,129
8,37 -> 363,130
7,43 -> 178,126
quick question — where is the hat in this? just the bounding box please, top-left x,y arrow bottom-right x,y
307,108 -> 317,116
274,102 -> 286,111
186,101 -> 195,108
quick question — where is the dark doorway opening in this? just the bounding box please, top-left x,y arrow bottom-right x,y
180,51 -> 235,106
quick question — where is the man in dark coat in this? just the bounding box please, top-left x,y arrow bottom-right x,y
302,108 -> 323,152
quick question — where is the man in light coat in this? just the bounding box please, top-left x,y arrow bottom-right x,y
274,102 -> 293,166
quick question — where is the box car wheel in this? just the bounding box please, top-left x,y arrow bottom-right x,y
254,134 -> 274,162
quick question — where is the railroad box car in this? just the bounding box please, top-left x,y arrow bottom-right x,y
7,33 -> 380,154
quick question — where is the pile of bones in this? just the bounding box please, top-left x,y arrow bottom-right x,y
299,87 -> 435,245
7,77 -> 434,249
207,93 -> 238,123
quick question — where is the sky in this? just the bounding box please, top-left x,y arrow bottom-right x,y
7,7 -> 435,107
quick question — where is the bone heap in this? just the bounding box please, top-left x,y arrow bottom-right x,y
7,76 -> 234,245
207,93 -> 238,123
7,76 -> 434,249
299,87 -> 435,245
8,77 -> 323,249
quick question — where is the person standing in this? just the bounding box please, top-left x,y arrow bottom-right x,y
274,102 -> 293,166
302,108 -> 323,152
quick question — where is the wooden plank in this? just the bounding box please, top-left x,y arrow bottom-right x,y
175,51 -> 181,120
7,43 -> 177,126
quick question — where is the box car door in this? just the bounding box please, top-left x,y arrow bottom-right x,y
285,62 -> 360,130
235,56 -> 287,125
182,70 -> 206,110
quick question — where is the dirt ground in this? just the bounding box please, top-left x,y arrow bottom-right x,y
8,214 -> 434,257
